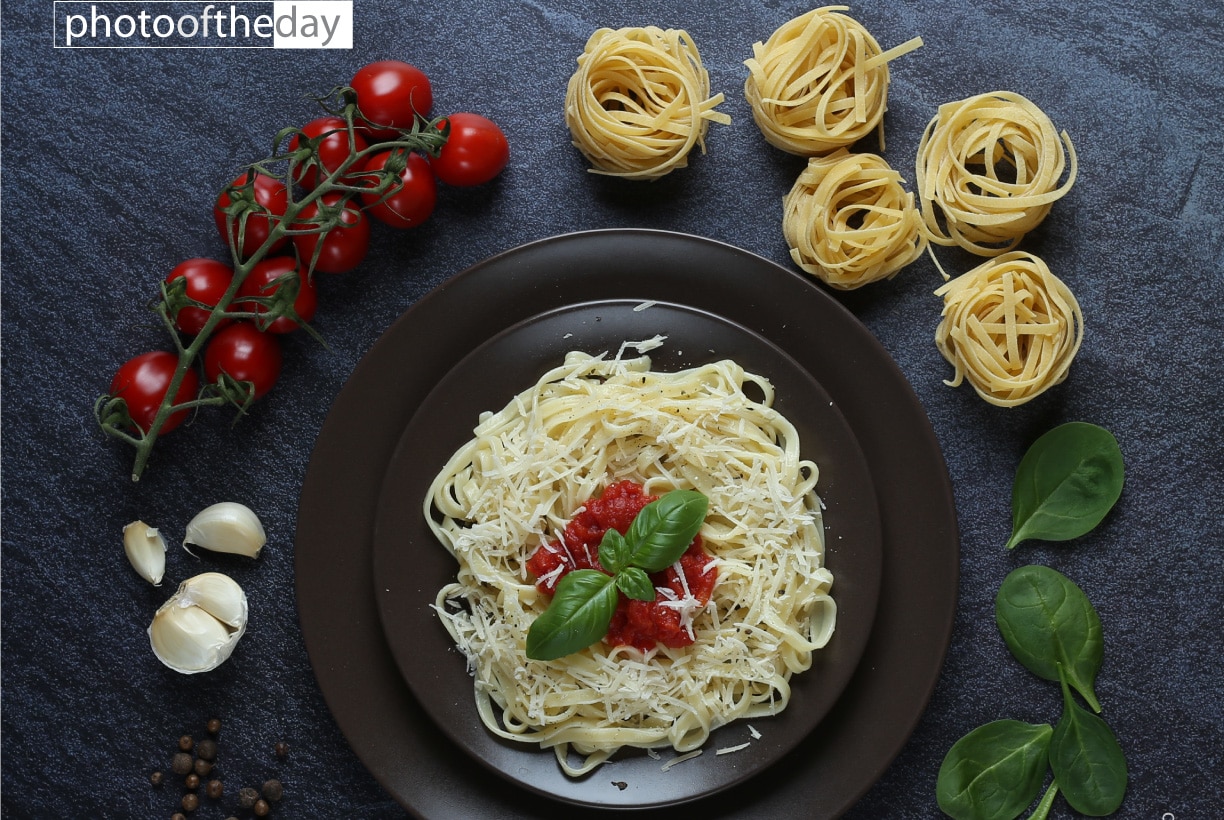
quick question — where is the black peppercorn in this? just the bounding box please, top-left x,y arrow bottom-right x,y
181,792 -> 199,812
206,717 -> 222,735
206,779 -> 223,800
237,786 -> 259,809
171,752 -> 193,775
178,735 -> 194,752
193,758 -> 213,778
195,737 -> 218,761
253,799 -> 270,817
274,741 -> 289,759
150,771 -> 164,786
261,779 -> 283,802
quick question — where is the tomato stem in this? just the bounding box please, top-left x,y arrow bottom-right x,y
97,89 -> 449,480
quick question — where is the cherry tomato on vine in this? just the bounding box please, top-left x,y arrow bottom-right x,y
431,113 -> 509,187
165,258 -> 235,336
359,150 -> 437,229
236,256 -> 319,334
351,60 -> 433,139
110,351 -> 200,434
292,192 -> 370,274
203,322 -> 282,400
289,116 -> 369,190
213,171 -> 289,259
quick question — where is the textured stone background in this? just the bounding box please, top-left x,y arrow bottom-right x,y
2,0 -> 1221,817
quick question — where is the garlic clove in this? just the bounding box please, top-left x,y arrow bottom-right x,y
148,572 -> 248,674
183,502 -> 266,558
175,571 -> 249,628
123,520 -> 167,585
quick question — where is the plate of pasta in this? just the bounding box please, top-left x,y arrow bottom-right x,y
295,229 -> 959,818
371,296 -> 882,807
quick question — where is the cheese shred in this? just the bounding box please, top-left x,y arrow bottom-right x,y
424,351 -> 836,777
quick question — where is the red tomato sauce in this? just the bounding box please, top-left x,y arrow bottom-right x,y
525,480 -> 717,652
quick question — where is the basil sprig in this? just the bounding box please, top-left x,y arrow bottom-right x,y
525,490 -> 707,662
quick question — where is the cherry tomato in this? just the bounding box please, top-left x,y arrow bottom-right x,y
110,351 -> 200,434
236,256 -> 319,334
165,258 -> 235,336
203,322 -> 282,400
431,113 -> 509,187
292,192 -> 370,274
289,116 -> 368,190
359,150 -> 437,229
351,60 -> 433,139
214,171 -> 289,258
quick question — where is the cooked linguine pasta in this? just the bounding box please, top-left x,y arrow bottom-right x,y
424,348 -> 835,776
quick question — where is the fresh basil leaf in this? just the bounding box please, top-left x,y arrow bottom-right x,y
1050,665 -> 1127,815
525,569 -> 617,661
996,565 -> 1103,713
936,719 -> 1053,820
626,490 -> 708,572
616,566 -> 656,602
597,528 -> 631,575
1007,422 -> 1124,549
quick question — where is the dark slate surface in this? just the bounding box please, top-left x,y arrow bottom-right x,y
2,0 -> 1221,817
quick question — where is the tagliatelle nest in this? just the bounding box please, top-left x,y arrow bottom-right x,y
744,6 -> 923,155
915,90 -> 1078,256
564,26 -> 731,180
782,149 -> 927,289
934,251 -> 1083,407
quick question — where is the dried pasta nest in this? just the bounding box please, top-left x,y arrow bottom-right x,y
934,251 -> 1084,407
564,26 -> 731,181
916,90 -> 1078,256
744,6 -> 923,156
782,149 -> 927,289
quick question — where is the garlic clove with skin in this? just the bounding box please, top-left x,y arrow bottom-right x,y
123,520 -> 167,585
183,502 -> 266,558
149,572 -> 248,674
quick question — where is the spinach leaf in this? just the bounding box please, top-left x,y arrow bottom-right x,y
525,569 -> 618,661
936,719 -> 1053,820
1007,422 -> 1124,549
1050,665 -> 1128,815
995,565 -> 1104,713
626,490 -> 708,571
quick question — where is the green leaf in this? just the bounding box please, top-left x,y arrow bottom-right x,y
597,528 -> 631,575
525,570 -> 618,661
1007,422 -> 1124,549
1050,666 -> 1127,815
995,565 -> 1104,712
616,566 -> 656,601
936,719 -> 1053,820
626,490 -> 708,572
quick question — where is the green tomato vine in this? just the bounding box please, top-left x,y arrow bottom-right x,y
95,86 -> 450,481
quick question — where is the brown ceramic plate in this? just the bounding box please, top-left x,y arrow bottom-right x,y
370,298 -> 881,808
295,230 -> 959,819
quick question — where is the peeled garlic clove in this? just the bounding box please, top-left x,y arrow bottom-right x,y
183,502 -> 266,558
123,520 -> 166,585
148,572 -> 248,674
